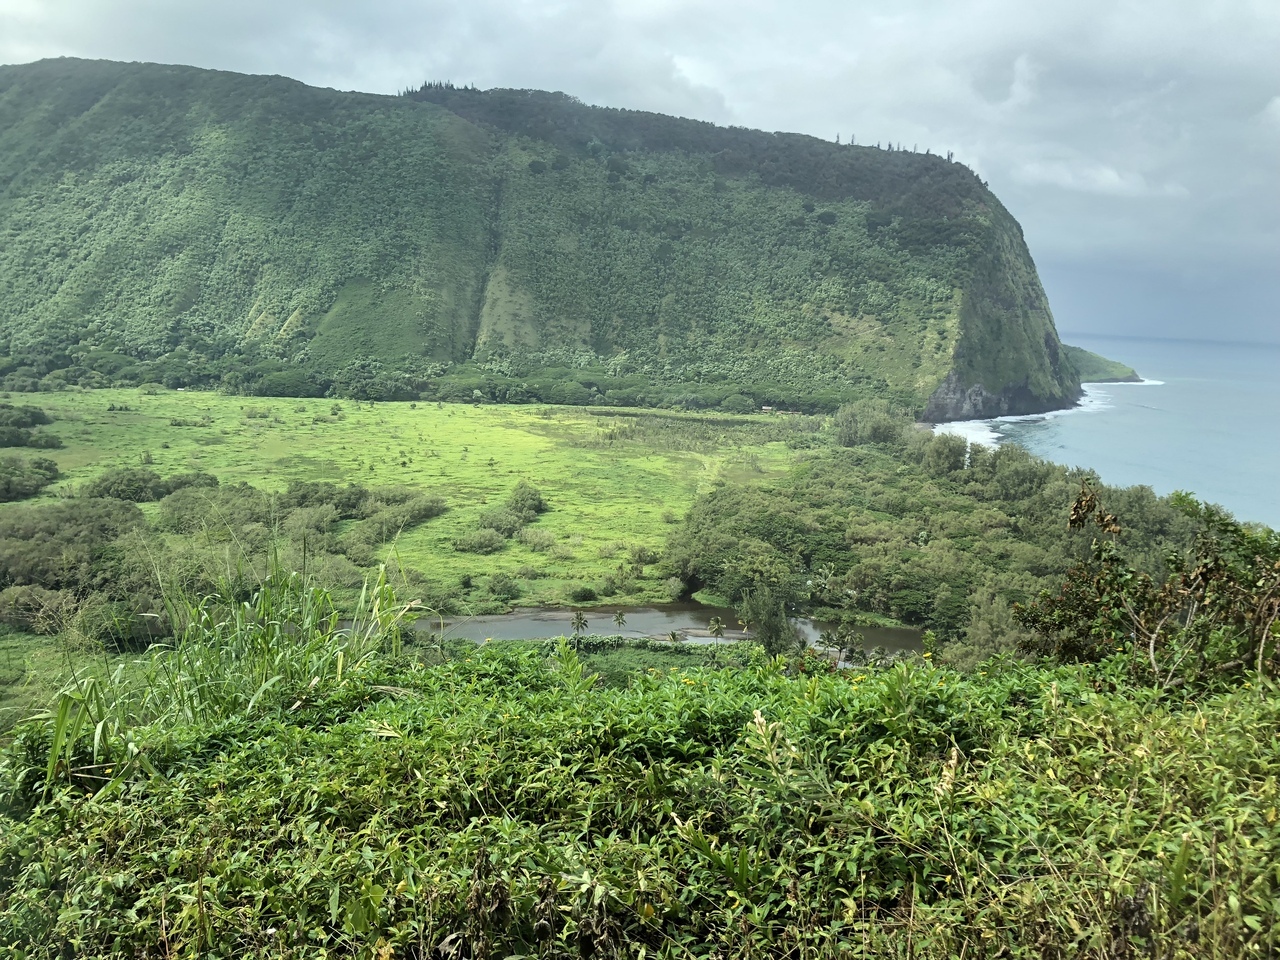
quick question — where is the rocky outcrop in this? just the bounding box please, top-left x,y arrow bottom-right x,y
923,370 -> 1083,422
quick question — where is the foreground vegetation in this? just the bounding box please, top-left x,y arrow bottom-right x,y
0,564 -> 1276,957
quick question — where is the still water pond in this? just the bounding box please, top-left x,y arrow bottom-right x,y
423,602 -> 922,655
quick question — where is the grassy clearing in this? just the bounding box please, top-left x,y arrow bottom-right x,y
24,389 -> 804,605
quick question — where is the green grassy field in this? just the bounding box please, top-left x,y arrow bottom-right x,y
0,631 -> 64,732
23,388 -> 810,606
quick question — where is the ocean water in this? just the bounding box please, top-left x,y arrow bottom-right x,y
935,335 -> 1280,529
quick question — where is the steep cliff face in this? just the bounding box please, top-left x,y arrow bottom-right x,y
923,205 -> 1082,421
0,59 -> 1081,415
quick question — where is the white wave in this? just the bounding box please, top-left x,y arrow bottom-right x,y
934,419 -> 1005,446
932,382 -> 1128,447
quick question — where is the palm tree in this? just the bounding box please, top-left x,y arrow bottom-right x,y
667,630 -> 683,644
706,616 -> 727,666
571,610 -> 588,636
612,610 -> 627,632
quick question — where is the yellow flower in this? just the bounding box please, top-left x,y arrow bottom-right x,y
922,651 -> 932,658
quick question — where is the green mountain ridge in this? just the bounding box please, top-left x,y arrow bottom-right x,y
1062,344 -> 1141,383
0,57 -> 1082,417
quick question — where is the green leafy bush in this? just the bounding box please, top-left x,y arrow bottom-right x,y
82,468 -> 219,503
486,573 -> 521,602
0,499 -> 145,595
1,623 -> 1275,957
0,456 -> 59,503
81,467 -> 169,502
1017,484 -> 1280,690
516,527 -> 556,552
453,528 -> 506,554
0,404 -> 51,429
476,507 -> 526,538
507,480 -> 548,519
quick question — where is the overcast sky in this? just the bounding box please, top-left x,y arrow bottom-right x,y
3,0 -> 1277,343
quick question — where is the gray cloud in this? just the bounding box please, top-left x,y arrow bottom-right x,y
2,0 -> 1277,341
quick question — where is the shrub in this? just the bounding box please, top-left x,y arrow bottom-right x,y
569,585 -> 598,603
663,576 -> 686,601
0,584 -> 73,633
600,570 -> 636,596
346,496 -> 447,549
629,545 -> 659,566
507,480 -> 547,518
0,403 -> 51,428
6,643 -> 1277,956
164,471 -> 219,492
599,570 -> 640,601
0,456 -> 59,502
0,427 -> 34,448
453,528 -> 506,554
81,468 -> 168,502
1017,486 -> 1280,689
477,507 -> 525,538
486,573 -> 521,602
0,498 -> 146,593
517,527 -> 556,552
281,480 -> 371,518
719,393 -> 756,414
156,484 -> 268,536
255,370 -> 326,398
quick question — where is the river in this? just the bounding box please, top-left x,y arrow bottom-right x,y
420,602 -> 922,654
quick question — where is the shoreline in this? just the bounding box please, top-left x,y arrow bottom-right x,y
923,375 -> 1160,431
927,378 -> 1165,447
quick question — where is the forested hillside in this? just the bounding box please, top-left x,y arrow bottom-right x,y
0,58 -> 1081,417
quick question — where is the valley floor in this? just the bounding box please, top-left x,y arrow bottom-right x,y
27,389 -> 805,607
